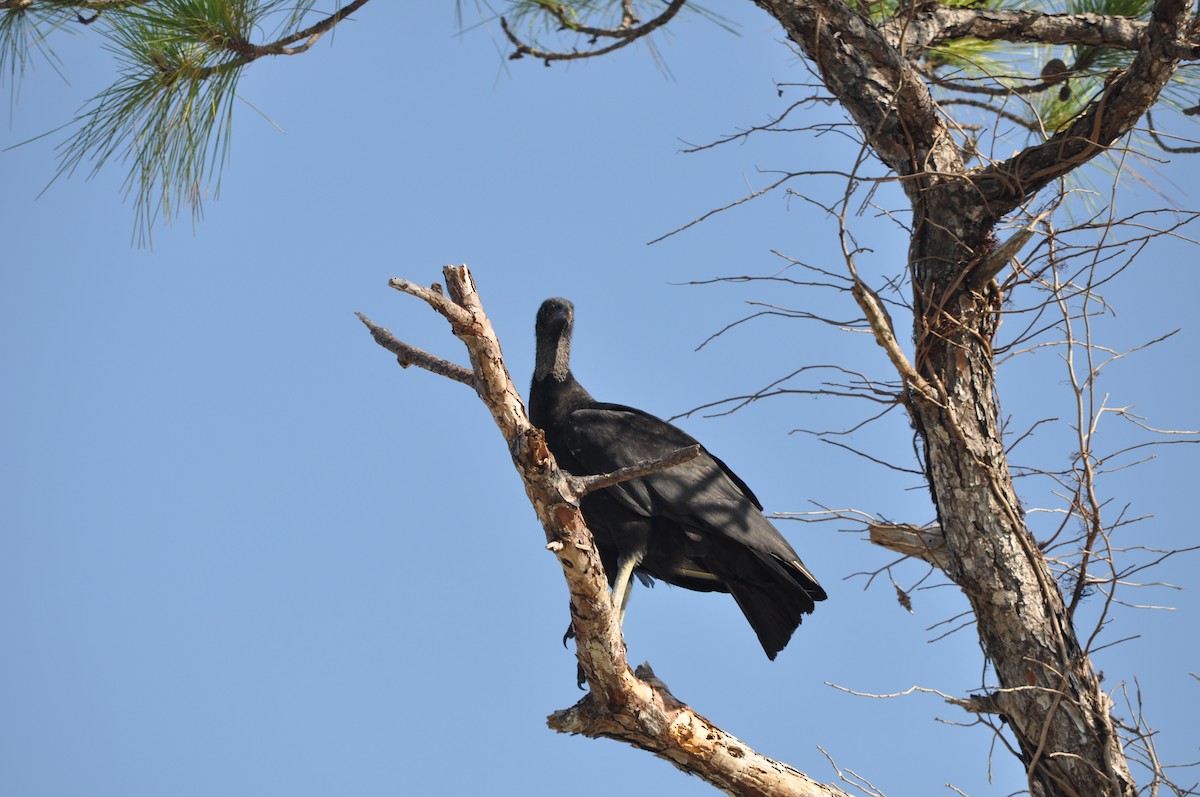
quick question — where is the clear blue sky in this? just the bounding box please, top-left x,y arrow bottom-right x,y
3,4 -> 1198,796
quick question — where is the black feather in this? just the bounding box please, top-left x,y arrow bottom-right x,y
530,297 -> 826,659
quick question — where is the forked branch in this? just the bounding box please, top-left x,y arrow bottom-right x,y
868,523 -> 949,570
355,313 -> 475,387
359,265 -> 852,797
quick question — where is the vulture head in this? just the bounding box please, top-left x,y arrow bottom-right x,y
534,297 -> 574,383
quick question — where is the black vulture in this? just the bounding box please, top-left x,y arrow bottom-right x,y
529,297 -> 826,660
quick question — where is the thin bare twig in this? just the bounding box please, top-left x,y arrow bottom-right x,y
565,445 -> 702,500
355,313 -> 475,387
499,0 -> 686,64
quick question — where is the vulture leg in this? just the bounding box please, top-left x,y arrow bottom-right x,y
610,554 -> 639,627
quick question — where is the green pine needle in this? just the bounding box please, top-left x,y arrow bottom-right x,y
0,3 -> 71,98
51,0 -> 319,243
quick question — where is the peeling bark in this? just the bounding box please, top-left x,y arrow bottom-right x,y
360,267 -> 853,797
868,522 -> 948,569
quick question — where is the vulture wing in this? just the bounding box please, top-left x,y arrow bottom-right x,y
561,403 -> 826,658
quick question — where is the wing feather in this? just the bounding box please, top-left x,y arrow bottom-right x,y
562,404 -> 799,561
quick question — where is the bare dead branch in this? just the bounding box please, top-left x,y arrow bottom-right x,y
355,312 -> 476,387
868,523 -> 950,570
564,444 -> 702,501
820,438 -> 923,475
649,169 -> 809,245
970,212 -> 1048,287
825,682 -> 1004,716
850,279 -> 937,403
387,277 -> 473,327
816,745 -> 889,797
1145,110 -> 1200,152
936,97 -> 1045,130
363,265 -> 854,797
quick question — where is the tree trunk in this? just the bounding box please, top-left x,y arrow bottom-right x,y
744,0 -> 1190,792
910,215 -> 1136,797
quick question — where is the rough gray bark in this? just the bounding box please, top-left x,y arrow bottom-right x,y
885,6 -> 1181,54
747,1 -> 1195,795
